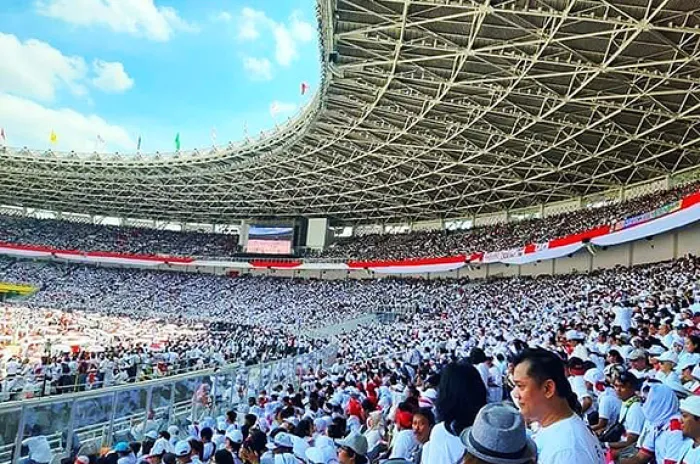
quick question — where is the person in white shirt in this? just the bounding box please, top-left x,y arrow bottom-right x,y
512,348 -> 605,464
627,350 -> 652,381
679,396 -> 700,464
613,305 -> 634,332
590,375 -> 621,435
620,383 -> 686,464
22,436 -> 52,464
604,372 -> 645,460
656,351 -> 681,384
567,331 -> 590,361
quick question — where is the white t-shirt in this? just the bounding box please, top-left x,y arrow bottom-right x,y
534,414 -> 605,464
678,440 -> 700,464
6,360 -> 20,376
613,307 -> 633,332
22,436 -> 52,464
619,400 -> 645,439
487,365 -> 503,404
421,422 -> 465,464
597,388 -> 621,424
390,429 -> 418,460
639,417 -> 686,464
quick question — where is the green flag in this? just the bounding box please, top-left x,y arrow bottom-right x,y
175,132 -> 180,151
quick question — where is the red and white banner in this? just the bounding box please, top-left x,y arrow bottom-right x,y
0,189 -> 698,275
348,255 -> 467,274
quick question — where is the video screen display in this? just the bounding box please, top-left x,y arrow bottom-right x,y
246,226 -> 294,254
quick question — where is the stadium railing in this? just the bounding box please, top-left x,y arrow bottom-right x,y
0,345 -> 337,464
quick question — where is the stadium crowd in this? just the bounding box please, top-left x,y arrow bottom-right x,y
0,258 -> 456,401
0,216 -> 239,257
3,254 -> 700,462
322,180 -> 700,260
0,181 -> 697,263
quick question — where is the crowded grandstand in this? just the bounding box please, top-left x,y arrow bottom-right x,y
2,1 -> 700,464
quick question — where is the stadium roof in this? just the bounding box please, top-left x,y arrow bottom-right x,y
2,0 -> 700,224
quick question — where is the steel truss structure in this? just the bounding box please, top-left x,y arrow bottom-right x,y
2,0 -> 700,224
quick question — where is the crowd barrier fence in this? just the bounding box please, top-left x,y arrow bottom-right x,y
0,345 -> 338,464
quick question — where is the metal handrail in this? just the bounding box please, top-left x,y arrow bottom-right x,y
0,345 -> 337,464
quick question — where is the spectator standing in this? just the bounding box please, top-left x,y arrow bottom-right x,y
512,348 -> 604,464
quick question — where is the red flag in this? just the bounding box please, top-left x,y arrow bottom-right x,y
300,82 -> 309,95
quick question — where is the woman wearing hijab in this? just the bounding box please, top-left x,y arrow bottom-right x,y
421,362 -> 488,464
619,383 -> 686,464
364,411 -> 386,452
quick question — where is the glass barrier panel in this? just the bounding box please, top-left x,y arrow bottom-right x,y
0,407 -> 21,464
19,400 -> 73,463
149,385 -> 172,426
247,366 -> 261,397
211,372 -> 233,415
73,394 -> 114,454
190,376 -> 214,422
112,388 -> 148,442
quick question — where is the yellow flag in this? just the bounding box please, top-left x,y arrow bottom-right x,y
50,130 -> 57,144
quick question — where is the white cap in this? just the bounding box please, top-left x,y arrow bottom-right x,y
174,440 -> 191,457
144,431 -> 158,440
680,396 -> 700,417
566,330 -> 585,341
658,351 -> 678,365
677,359 -> 697,372
225,429 -> 243,444
648,345 -> 665,356
584,368 -> 604,385
691,365 -> 700,381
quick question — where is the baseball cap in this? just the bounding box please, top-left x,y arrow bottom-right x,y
266,432 -> 294,450
565,330 -> 585,341
144,431 -> 158,440
627,349 -> 646,361
658,351 -> 678,364
584,368 -> 604,385
225,429 -> 243,444
113,442 -> 130,453
173,441 -> 191,457
648,345 -> 665,356
677,359 -> 696,373
692,364 -> 700,380
680,396 -> 700,417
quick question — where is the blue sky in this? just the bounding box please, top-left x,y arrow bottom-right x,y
0,0 -> 320,153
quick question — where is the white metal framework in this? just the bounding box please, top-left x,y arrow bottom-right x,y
1,0 -> 700,224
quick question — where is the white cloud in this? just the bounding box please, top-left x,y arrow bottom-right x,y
91,60 -> 134,93
269,100 -> 297,118
212,11 -> 232,23
0,93 -> 134,152
0,32 -> 88,101
243,57 -> 273,81
229,8 -> 316,68
290,12 -> 315,42
236,7 -> 269,41
36,0 -> 197,42
0,33 -> 135,101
